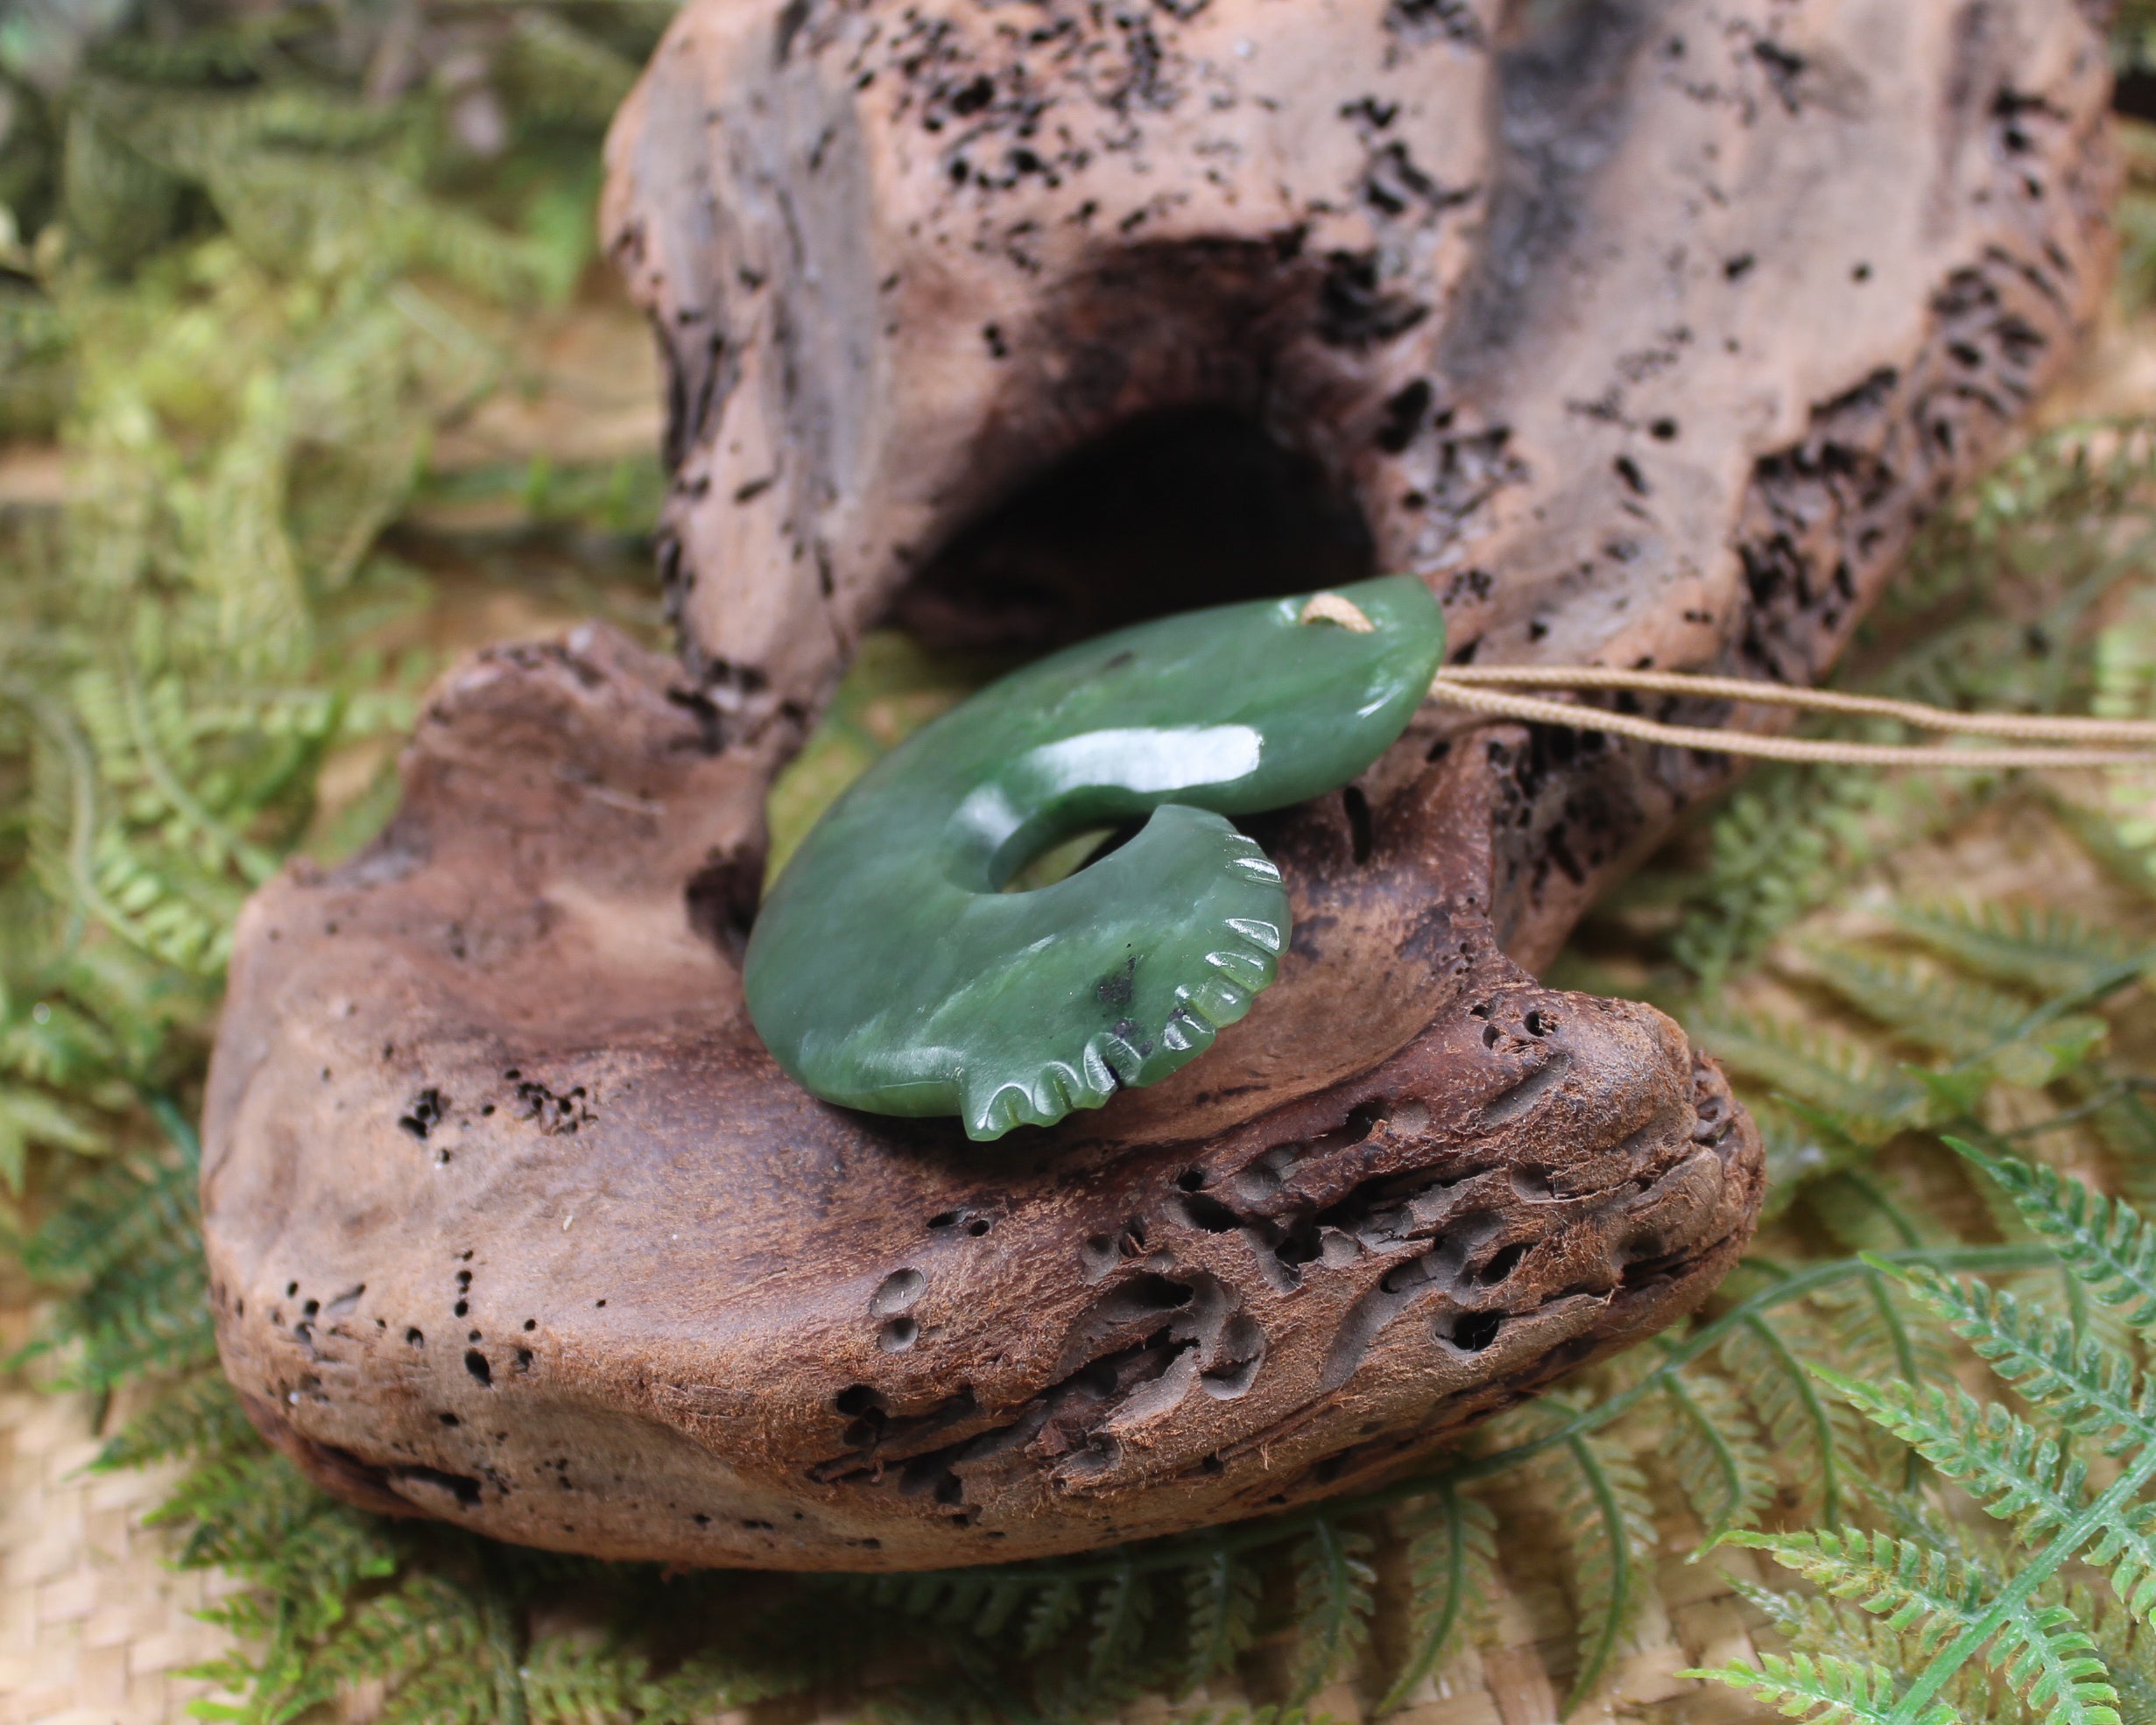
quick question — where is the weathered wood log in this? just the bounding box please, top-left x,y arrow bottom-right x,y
204,0 -> 2115,1567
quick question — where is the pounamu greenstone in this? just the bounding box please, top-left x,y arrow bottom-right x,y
743,575 -> 1447,1139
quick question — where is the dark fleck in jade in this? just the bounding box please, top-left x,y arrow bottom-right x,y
743,575 -> 1447,1140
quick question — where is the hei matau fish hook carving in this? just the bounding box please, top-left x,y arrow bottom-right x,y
743,576 -> 1447,1139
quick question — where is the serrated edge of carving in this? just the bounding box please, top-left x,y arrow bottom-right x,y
960,917 -> 1285,1141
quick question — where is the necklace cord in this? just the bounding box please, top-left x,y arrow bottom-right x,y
1424,666 -> 2156,771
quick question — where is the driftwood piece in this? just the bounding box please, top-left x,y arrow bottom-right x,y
203,0 -> 2114,1568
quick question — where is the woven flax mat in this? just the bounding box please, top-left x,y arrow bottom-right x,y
1,1371 -> 238,1725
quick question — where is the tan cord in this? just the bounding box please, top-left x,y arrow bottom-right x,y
1425,679 -> 2155,771
1299,592 -> 1377,633
1434,663 -> 2156,744
1301,588 -> 2156,768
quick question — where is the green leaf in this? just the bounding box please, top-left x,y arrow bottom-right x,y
1799,939 -> 2106,1081
1723,1311 -> 1853,1524
0,1081 -> 105,1186
1882,899 -> 2142,998
1177,1545 -> 1260,1698
1086,1559 -> 1150,1684
1018,1576 -> 1082,1661
1948,1142 -> 2156,1330
1888,1260 -> 2156,1455
1538,1428 -> 1657,1710
1376,1485 -> 1496,1714
1662,1368 -> 1779,1540
1691,1011 -> 1926,1144
1732,1528 -> 2124,1725
1283,1518 -> 1376,1705
1684,1651 -> 1947,1725
1817,1369 -> 2092,1540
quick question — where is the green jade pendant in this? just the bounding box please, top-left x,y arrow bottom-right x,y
743,575 -> 1447,1140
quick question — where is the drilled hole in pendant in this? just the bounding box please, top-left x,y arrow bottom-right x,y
999,820 -> 1145,893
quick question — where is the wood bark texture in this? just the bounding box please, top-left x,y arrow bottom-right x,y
203,0 -> 2115,1567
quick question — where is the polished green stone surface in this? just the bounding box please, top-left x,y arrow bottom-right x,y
743,575 -> 1447,1140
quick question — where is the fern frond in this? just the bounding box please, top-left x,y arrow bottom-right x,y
1948,1142 -> 2156,1330
154,1447 -> 392,1607
376,1651 -> 510,1725
1692,1011 -> 1926,1144
22,1144 -> 195,1285
1732,1528 -> 2123,1725
1882,900 -> 2142,999
1723,1309 -> 1857,1523
1086,1558 -> 1152,1684
1814,1269 -> 1950,1488
1734,1581 -> 2007,1720
1668,764 -> 1892,983
0,1081 -> 105,1187
1825,1264 -> 1948,1387
1686,1650 -> 1947,1725
1281,1517 -> 1377,1704
61,104 -> 183,269
1375,1484 -> 1496,1713
1825,1362 -> 2156,1621
1661,1365 -> 1779,1539
1818,1370 -> 2093,1542
1177,1543 -> 1261,1698
965,1572 -> 1038,1640
520,1636 -> 650,1725
1166,1712 -> 1324,1725
1019,1575 -> 1083,1660
2052,788 -> 2156,905
2071,1578 -> 2156,1725
1892,1262 -> 2156,1455
282,1571 -> 485,1716
1992,1603 -> 2122,1725
1800,940 -> 2105,1083
96,1369 -> 257,1469
43,1226 -> 215,1387
631,1648 -> 817,1725
501,13 -> 641,127
85,821 -> 238,973
1759,1102 -> 1871,1215
2076,1080 -> 2156,1224
87,658 -> 280,881
1523,1420 -> 1657,1709
884,1567 -> 1002,1630
1732,1529 -> 1983,1658
0,972 -> 128,1092
1805,1172 -> 1940,1257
